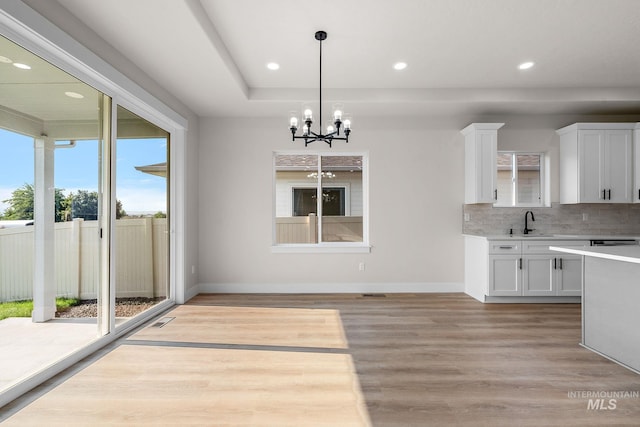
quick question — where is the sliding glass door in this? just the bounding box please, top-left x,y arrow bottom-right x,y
0,34 -> 108,391
114,106 -> 169,326
0,33 -> 173,395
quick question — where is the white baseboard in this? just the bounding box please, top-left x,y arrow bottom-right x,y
197,282 -> 464,294
183,284 -> 200,302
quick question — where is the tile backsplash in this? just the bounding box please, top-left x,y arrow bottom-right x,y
463,203 -> 640,236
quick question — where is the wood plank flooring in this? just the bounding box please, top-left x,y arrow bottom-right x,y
3,293 -> 640,426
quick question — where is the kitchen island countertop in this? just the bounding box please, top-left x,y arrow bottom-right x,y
551,243 -> 640,375
550,244 -> 640,264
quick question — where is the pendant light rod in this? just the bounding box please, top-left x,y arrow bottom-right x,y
288,30 -> 352,147
317,30 -> 325,134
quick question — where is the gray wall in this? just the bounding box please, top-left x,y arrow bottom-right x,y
198,114 -> 640,292
198,117 -> 466,290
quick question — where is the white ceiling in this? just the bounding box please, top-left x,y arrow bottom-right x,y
31,0 -> 640,118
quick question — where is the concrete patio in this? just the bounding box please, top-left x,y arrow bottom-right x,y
0,317 -> 98,392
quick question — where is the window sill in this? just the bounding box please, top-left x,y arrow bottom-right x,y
271,244 -> 371,254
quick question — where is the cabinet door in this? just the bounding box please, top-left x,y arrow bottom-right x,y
465,131 -> 497,203
634,129 -> 640,203
556,255 -> 582,296
488,255 -> 521,296
478,131 -> 497,203
522,255 -> 555,296
578,130 -> 604,203
603,130 -> 632,203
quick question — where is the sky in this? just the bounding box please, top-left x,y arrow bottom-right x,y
0,128 -> 167,216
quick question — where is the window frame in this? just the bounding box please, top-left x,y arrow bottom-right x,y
495,151 -> 546,208
272,151 -> 370,253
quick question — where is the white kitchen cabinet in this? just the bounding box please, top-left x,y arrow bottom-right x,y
522,240 -> 586,297
555,255 -> 583,296
557,123 -> 634,204
489,255 -> 522,296
522,255 -> 554,296
487,240 -> 521,296
482,239 -> 588,298
633,123 -> 640,203
461,123 -> 504,204
521,253 -> 583,297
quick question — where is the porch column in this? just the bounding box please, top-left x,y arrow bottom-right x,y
32,137 -> 56,322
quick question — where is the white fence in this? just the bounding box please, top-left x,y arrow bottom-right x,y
0,218 -> 167,302
275,215 -> 363,243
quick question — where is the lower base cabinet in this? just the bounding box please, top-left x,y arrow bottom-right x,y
555,255 -> 583,296
487,240 -> 588,297
489,255 -> 521,296
521,253 -> 583,296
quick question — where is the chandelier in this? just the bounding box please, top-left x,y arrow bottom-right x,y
289,31 -> 351,147
306,171 -> 336,179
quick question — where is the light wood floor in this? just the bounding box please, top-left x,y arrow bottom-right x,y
2,293 -> 640,426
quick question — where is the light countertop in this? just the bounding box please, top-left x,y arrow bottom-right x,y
464,234 -> 640,241
550,245 -> 640,264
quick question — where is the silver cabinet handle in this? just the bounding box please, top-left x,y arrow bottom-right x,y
499,246 -> 514,249
559,258 -> 563,270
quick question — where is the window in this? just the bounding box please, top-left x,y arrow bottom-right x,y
274,152 -> 368,250
496,152 -> 545,207
293,188 -> 345,216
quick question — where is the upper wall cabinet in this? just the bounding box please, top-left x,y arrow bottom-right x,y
556,123 -> 634,204
461,123 -> 504,204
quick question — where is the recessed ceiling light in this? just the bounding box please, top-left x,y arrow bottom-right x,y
518,61 -> 534,70
65,91 -> 84,99
13,62 -> 31,70
393,62 -> 408,71
0,56 -> 12,64
266,62 -> 280,70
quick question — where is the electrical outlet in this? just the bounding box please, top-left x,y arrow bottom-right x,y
582,213 -> 588,221
191,265 -> 196,275
464,213 -> 470,222
359,262 -> 365,272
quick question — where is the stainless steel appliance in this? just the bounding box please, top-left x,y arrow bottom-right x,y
590,239 -> 638,246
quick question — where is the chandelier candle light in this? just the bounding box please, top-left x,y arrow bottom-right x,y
289,31 -> 351,147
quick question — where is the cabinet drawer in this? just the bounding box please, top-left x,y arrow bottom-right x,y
522,240 -> 589,255
489,240 -> 521,254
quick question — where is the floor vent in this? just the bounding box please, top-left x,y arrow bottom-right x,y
362,293 -> 386,297
151,317 -> 175,328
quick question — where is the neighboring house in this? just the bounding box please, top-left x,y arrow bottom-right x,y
135,162 -> 167,178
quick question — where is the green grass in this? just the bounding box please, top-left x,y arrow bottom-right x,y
0,298 -> 79,320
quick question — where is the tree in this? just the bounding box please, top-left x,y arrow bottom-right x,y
116,199 -> 126,219
0,183 -> 68,222
67,190 -> 127,220
0,185 -> 126,221
70,190 -> 98,220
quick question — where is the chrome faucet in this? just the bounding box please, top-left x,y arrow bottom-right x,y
524,210 -> 535,235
